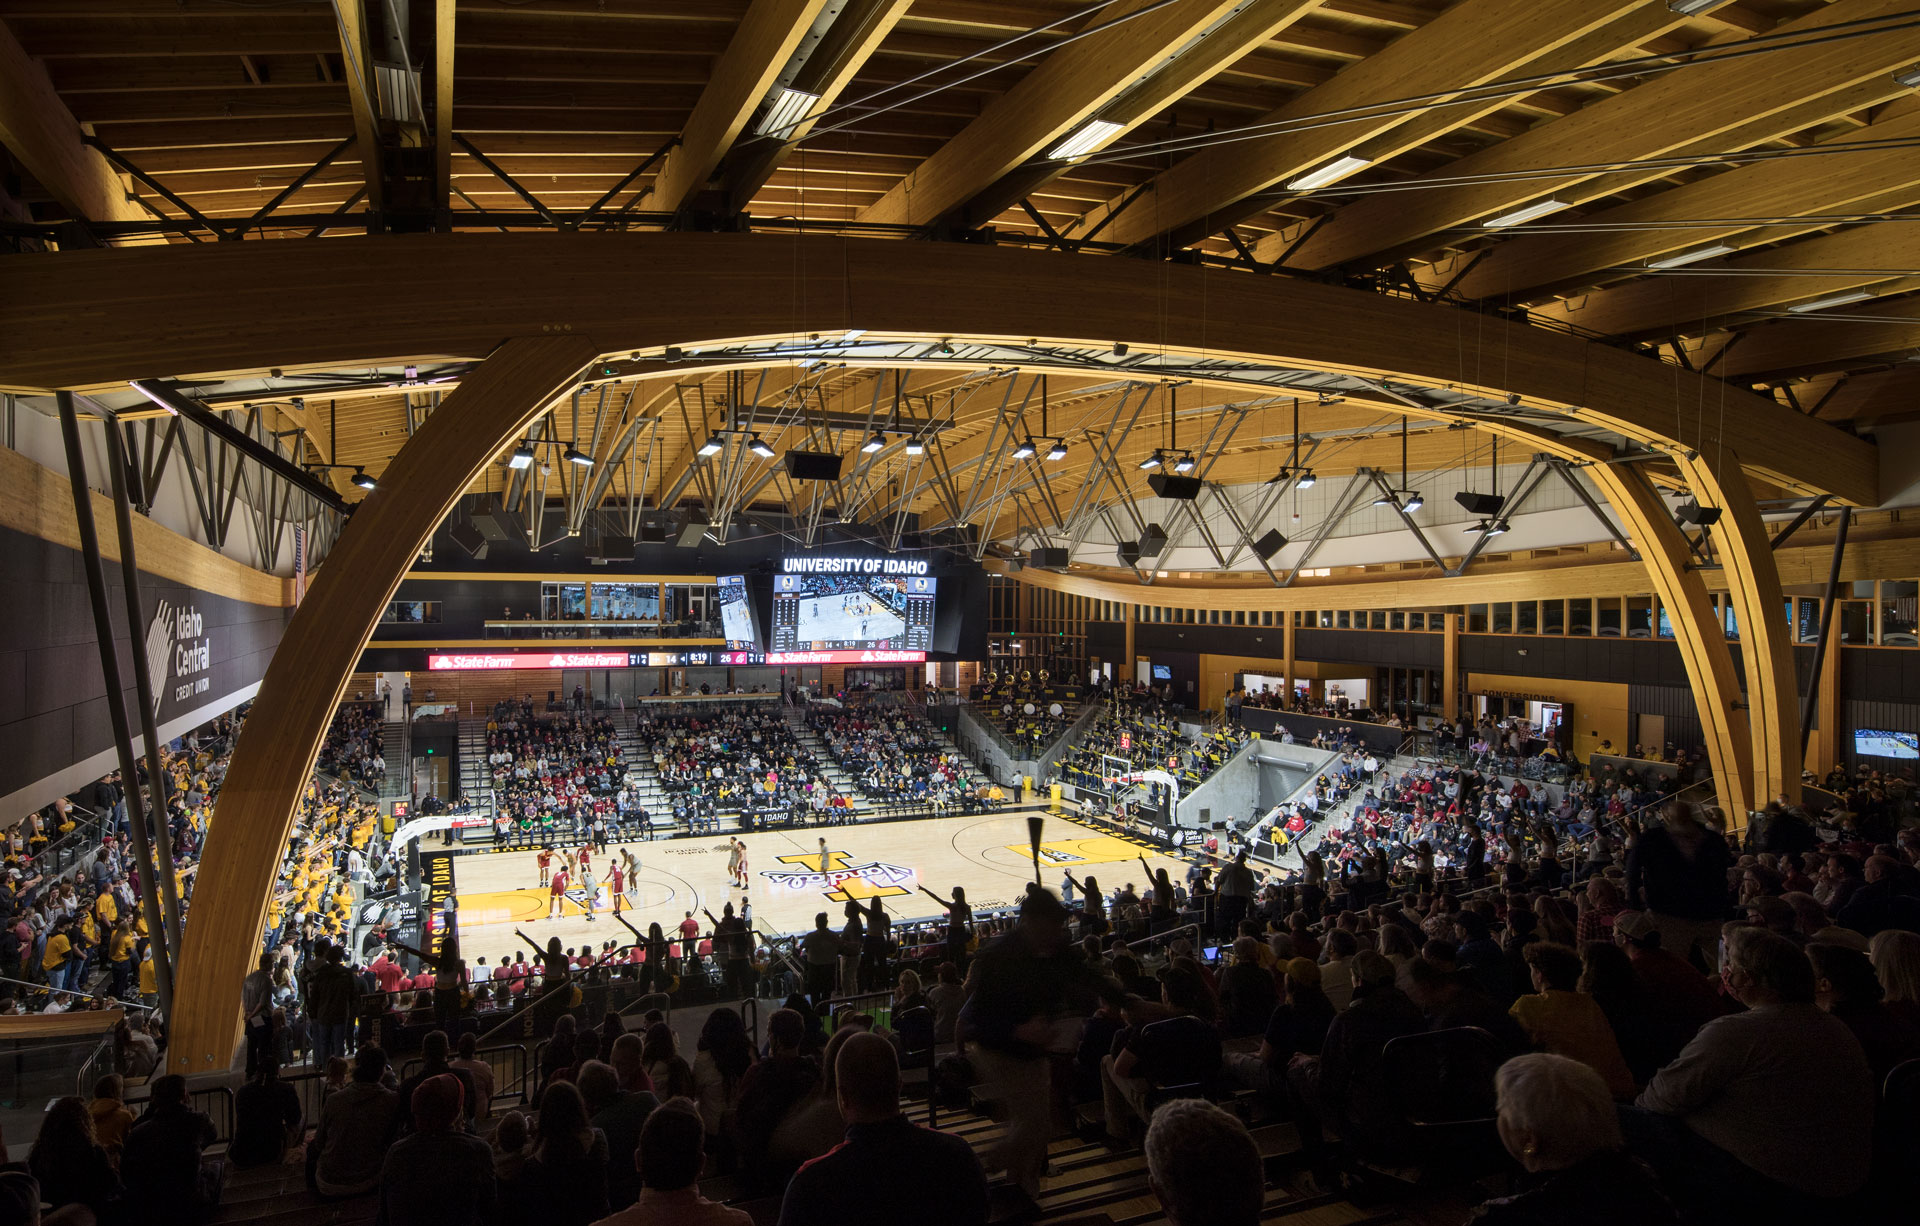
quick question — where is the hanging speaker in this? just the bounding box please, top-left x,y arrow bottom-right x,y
590,535 -> 634,562
784,451 -> 843,481
675,513 -> 710,547
1117,541 -> 1141,566
1454,491 -> 1505,516
448,517 -> 488,557
1254,529 -> 1288,562
1138,524 -> 1168,558
1029,547 -> 1070,570
1147,473 -> 1202,500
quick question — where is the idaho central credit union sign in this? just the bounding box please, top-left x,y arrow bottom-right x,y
147,599 -> 213,717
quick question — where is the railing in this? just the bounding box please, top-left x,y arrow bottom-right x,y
395,1042 -> 531,1113
122,1082 -> 236,1143
0,972 -> 155,1012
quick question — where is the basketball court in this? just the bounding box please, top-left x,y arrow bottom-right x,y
798,590 -> 905,647
435,809 -> 1196,969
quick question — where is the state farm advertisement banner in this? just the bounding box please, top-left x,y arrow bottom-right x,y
763,649 -> 927,665
426,651 -> 630,670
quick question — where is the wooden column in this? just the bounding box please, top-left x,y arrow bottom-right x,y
1442,614 -> 1460,722
1813,625 -> 1843,779
1678,450 -> 1802,807
1588,463 -> 1756,821
167,335 -> 596,1073
1282,613 -> 1296,700
1123,600 -> 1135,674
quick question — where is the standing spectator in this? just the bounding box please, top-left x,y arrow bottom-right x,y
1623,801 -> 1732,969
121,1074 -> 220,1226
450,1032 -> 497,1122
241,950 -> 277,1078
230,1059 -> 304,1169
523,1081 -> 610,1226
586,1100 -> 749,1226
1624,927 -> 1874,1221
378,1074 -> 493,1226
1143,1100 -> 1263,1226
307,942 -> 359,1069
691,1008 -> 755,1159
577,1058 -> 658,1212
313,1046 -> 402,1197
776,1032 -> 987,1226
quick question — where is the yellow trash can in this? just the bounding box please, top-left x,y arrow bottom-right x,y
1049,782 -> 1064,814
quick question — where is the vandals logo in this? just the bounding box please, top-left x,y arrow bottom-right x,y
762,850 -> 914,902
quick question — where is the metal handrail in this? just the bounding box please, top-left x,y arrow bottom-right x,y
0,972 -> 154,1011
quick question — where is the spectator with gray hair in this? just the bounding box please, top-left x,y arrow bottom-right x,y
1623,927 -> 1873,1223
1143,1099 -> 1262,1226
1468,1053 -> 1675,1224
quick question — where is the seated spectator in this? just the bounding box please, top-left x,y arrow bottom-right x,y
313,1046 -> 403,1197
379,1074 -> 494,1226
1807,938 -> 1920,1079
1100,966 -> 1222,1146
577,1058 -> 659,1212
1286,950 -> 1424,1165
1610,911 -> 1727,1044
1144,1099 -> 1264,1226
28,1096 -> 121,1221
587,1099 -> 750,1226
1217,937 -> 1278,1038
1870,927 -> 1920,1028
1625,927 -> 1874,1223
230,1058 -> 303,1168
776,1031 -> 987,1226
1228,958 -> 1334,1093
523,1080 -> 610,1226
1508,943 -> 1636,1099
640,1022 -> 696,1101
1470,1054 -> 1677,1225
87,1073 -> 134,1156
450,1031 -> 497,1121
399,1030 -> 478,1130
492,1110 -> 534,1220
121,1074 -> 219,1226
1401,956 -> 1529,1056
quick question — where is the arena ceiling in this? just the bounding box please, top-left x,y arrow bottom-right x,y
3,0 -> 1916,570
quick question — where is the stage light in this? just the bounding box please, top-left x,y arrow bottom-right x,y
697,433 -> 725,457
563,446 -> 594,467
507,445 -> 535,470
1139,450 -> 1164,471
1046,440 -> 1068,462
1172,452 -> 1195,474
756,87 -> 820,138
904,437 -> 925,456
1012,438 -> 1037,460
746,435 -> 776,459
350,469 -> 376,490
1295,469 -> 1316,489
861,432 -> 886,454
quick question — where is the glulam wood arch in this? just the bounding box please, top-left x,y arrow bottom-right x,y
0,233 -> 1855,1068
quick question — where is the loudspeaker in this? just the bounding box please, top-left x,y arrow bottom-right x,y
1454,491 -> 1506,516
784,451 -> 843,482
448,518 -> 488,557
1138,524 -> 1168,558
1254,529 -> 1288,562
1147,473 -> 1202,500
638,524 -> 667,544
1117,541 -> 1141,566
590,535 -> 634,562
1676,501 -> 1722,526
1029,547 -> 1070,570
675,513 -> 710,548
476,508 -> 526,542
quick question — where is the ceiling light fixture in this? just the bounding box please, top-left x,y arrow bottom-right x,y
1048,118 -> 1125,161
861,432 -> 886,454
1896,64 -> 1920,89
844,328 -> 867,340
1402,491 -> 1424,512
1485,198 -> 1568,228
1172,452 -> 1195,474
755,87 -> 820,138
563,445 -> 594,467
350,468 -> 376,490
1046,439 -> 1068,462
1296,469 -> 1316,489
1139,450 -> 1164,471
1012,439 -> 1038,460
1646,244 -> 1736,269
697,433 -> 725,458
1667,0 -> 1728,15
746,435 -> 776,459
904,437 -> 925,456
1787,290 -> 1875,313
507,445 -> 535,470
1286,154 -> 1371,192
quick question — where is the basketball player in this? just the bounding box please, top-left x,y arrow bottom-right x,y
816,836 -> 830,872
580,865 -> 598,923
726,837 -> 744,888
548,864 -> 569,919
736,842 -> 750,888
537,846 -> 553,888
608,861 -> 626,915
620,845 -> 639,884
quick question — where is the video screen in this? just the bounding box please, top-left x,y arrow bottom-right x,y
1854,729 -> 1918,759
771,572 -> 937,652
593,582 -> 659,621
717,575 -> 759,650
1151,664 -> 1172,681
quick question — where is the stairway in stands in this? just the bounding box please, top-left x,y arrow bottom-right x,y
784,704 -> 876,820
377,718 -> 409,802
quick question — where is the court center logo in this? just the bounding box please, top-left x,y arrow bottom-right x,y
763,850 -> 914,902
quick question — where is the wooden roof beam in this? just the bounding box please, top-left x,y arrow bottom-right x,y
1717,291 -> 1920,382
642,0 -> 832,217
856,0 -> 1254,230
722,0 -> 916,213
1436,103 -> 1920,302
329,0 -> 384,213
433,0 -> 453,219
1285,0 -> 1920,272
1083,0 -> 1667,252
0,16 -> 152,242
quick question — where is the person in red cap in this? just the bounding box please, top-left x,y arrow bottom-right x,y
378,1073 -> 494,1226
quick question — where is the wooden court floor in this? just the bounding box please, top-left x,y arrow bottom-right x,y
440,809 -> 1195,969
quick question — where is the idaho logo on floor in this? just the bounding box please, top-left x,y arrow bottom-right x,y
762,850 -> 915,902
